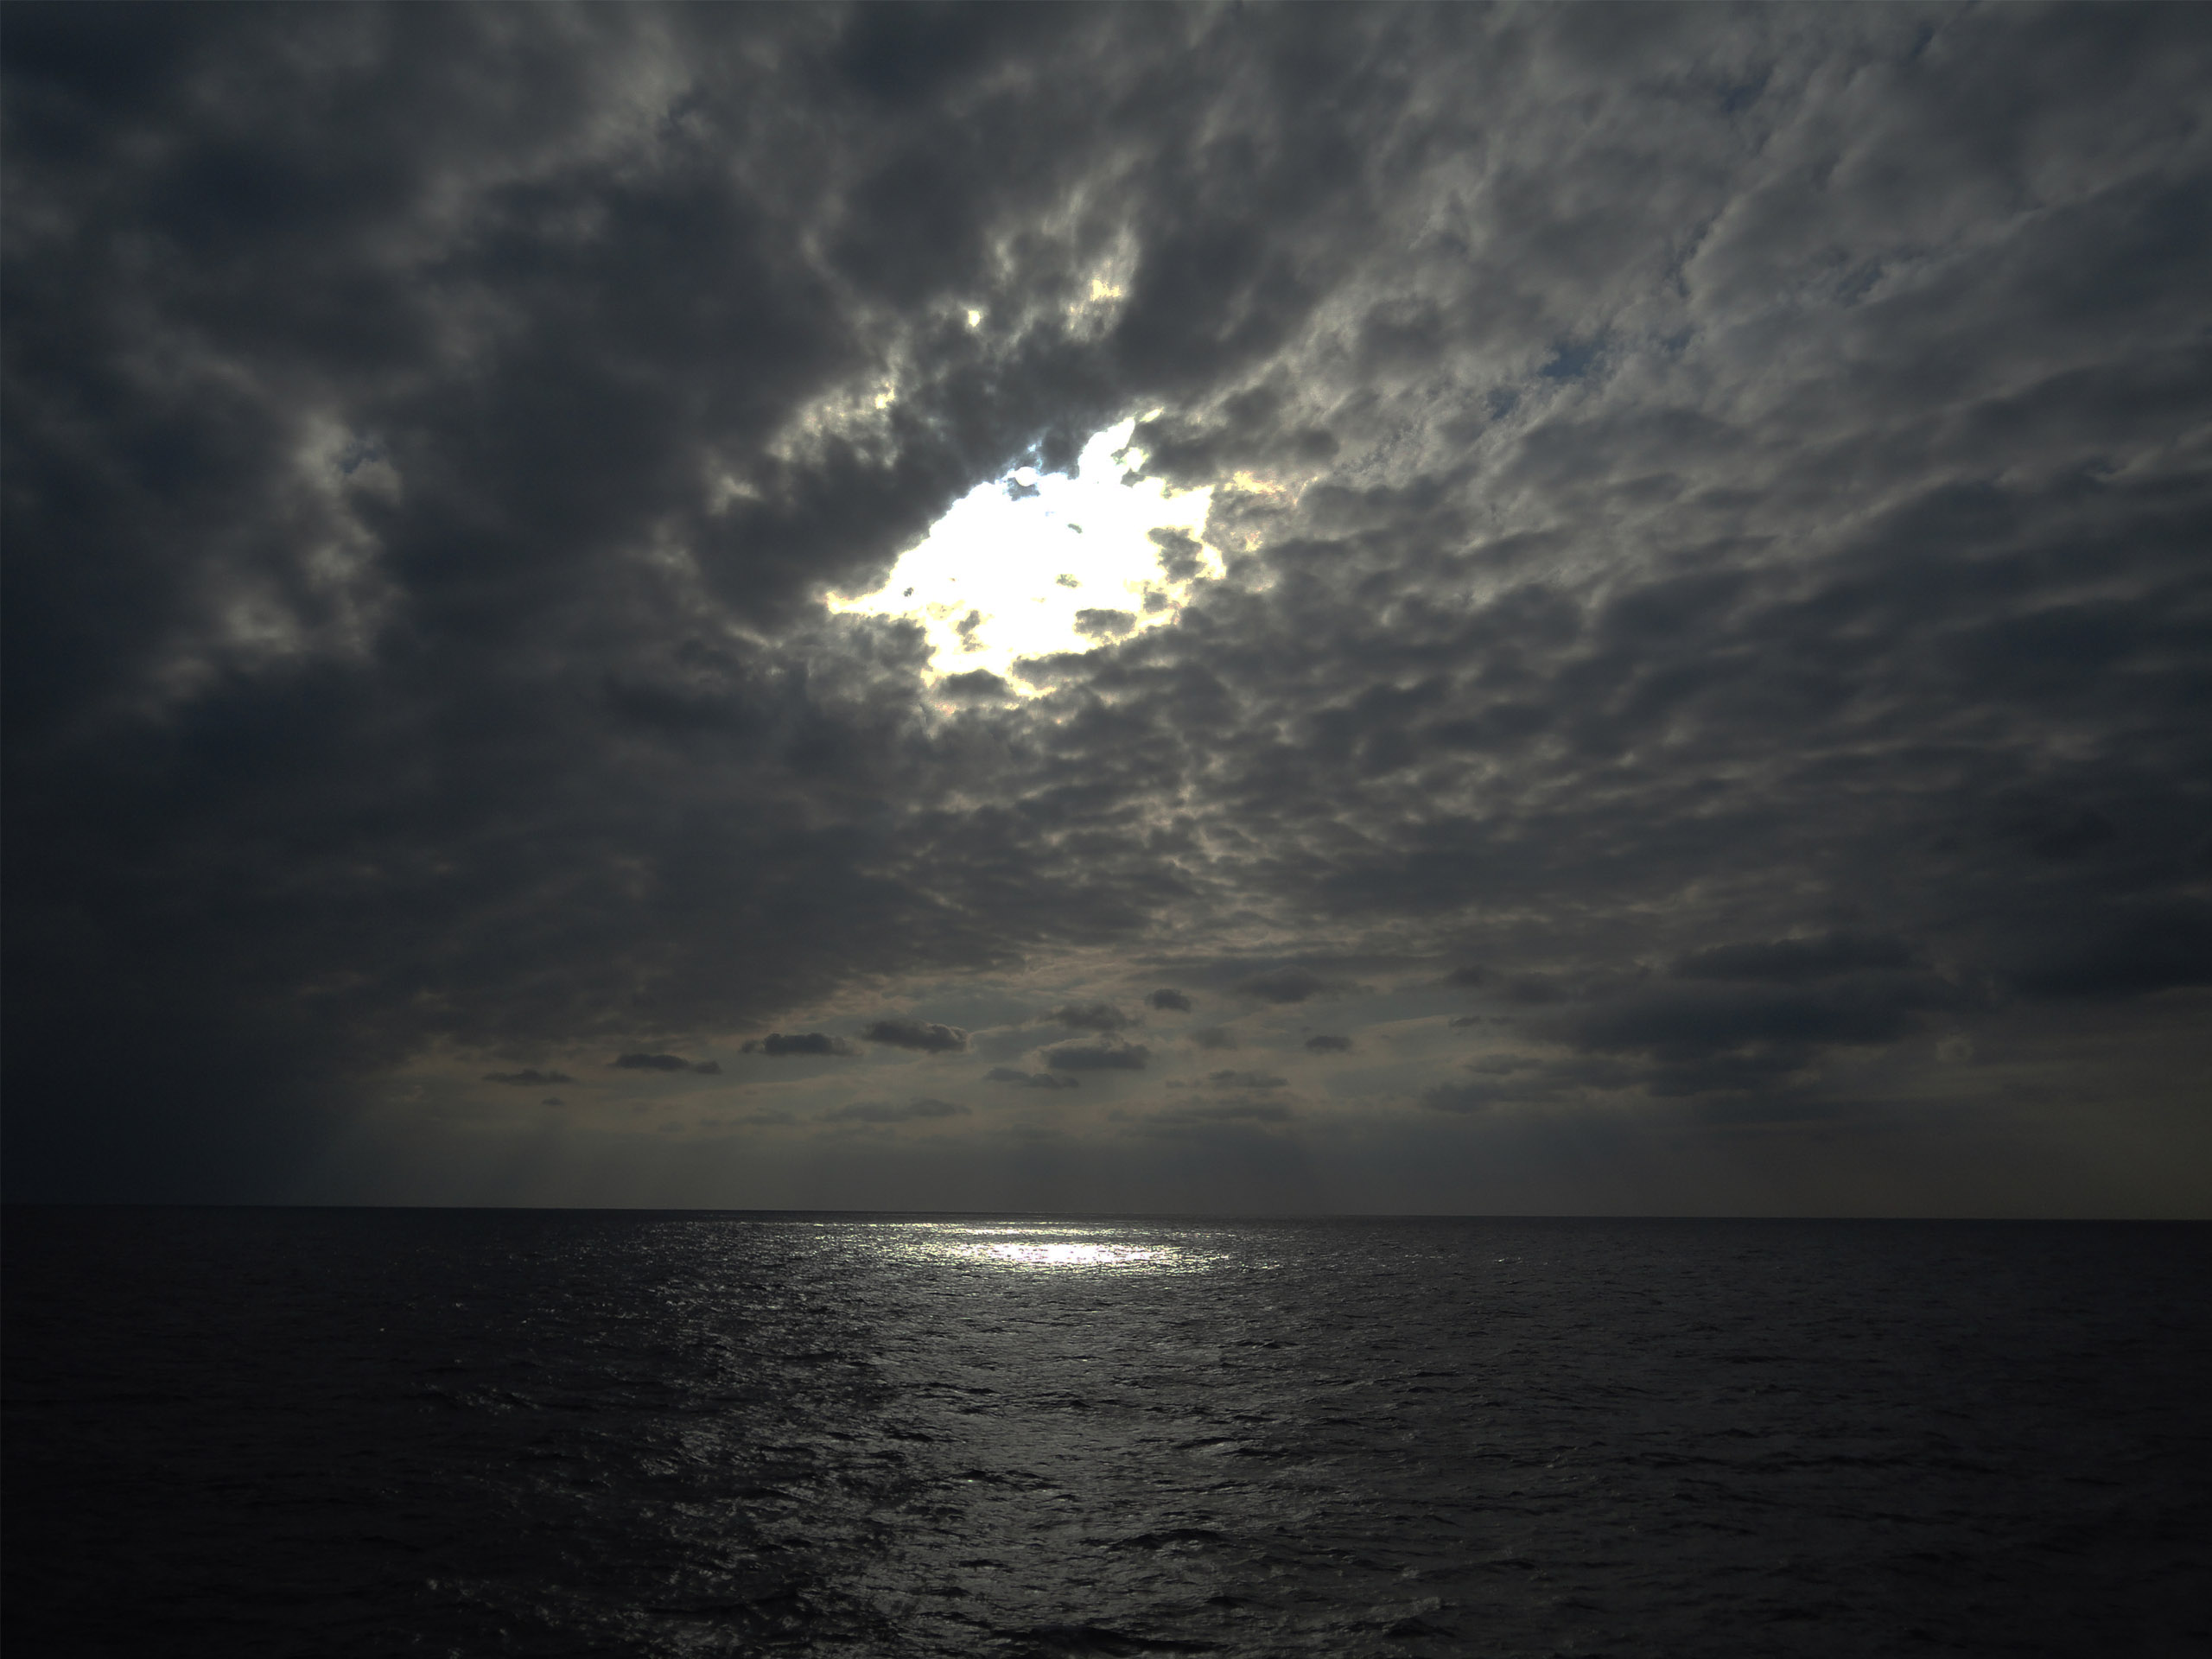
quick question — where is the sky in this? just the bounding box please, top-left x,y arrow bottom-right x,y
4,3 -> 2209,1215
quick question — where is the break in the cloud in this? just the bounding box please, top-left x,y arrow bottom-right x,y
3,5 -> 2207,1214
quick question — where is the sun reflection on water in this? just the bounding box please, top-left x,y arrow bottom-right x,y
864,1222 -> 1217,1274
973,1240 -> 1167,1269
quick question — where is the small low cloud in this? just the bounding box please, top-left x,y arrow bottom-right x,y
484,1068 -> 574,1086
1206,1070 -> 1286,1089
1445,965 -> 1487,988
1149,527 -> 1205,582
863,1019 -> 969,1053
741,1032 -> 858,1057
1145,988 -> 1194,1012
1047,1001 -> 1135,1032
1190,1027 -> 1238,1050
1234,967 -> 1337,1004
1044,1039 -> 1151,1072
1304,1033 -> 1353,1052
612,1053 -> 721,1074
937,670 -> 1010,701
986,1066 -> 1080,1090
825,1097 -> 971,1123
1073,607 -> 1135,639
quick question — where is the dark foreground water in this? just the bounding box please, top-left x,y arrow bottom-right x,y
4,1211 -> 2208,1657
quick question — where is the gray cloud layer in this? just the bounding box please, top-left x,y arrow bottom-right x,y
5,4 -> 2207,1210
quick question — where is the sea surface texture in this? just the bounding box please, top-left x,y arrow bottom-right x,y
5,1211 -> 2209,1657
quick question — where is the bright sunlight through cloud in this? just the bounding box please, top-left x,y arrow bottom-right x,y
830,418 -> 1217,691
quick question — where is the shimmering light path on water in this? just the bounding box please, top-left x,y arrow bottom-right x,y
6,1211 -> 2209,1656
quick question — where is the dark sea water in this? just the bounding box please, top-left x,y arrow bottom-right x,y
4,1211 -> 2208,1658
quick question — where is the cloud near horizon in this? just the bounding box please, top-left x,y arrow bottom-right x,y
4,5 -> 2208,1213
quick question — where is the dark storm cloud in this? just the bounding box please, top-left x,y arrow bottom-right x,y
1672,934 -> 1920,984
985,1066 -> 1079,1091
1145,988 -> 1194,1012
6,3 -> 2208,1207
613,1053 -> 721,1075
1551,972 -> 1970,1065
824,1097 -> 969,1124
741,1032 -> 858,1058
483,1069 -> 575,1087
1044,1039 -> 1151,1073
863,1020 -> 969,1055
2009,902 -> 2212,1001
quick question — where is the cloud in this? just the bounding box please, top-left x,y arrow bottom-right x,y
2009,902 -> 2212,1001
985,1066 -> 1079,1090
1232,969 -> 1338,1005
1304,1033 -> 1353,1053
1671,933 -> 1920,983
482,1069 -> 574,1087
612,1053 -> 721,1075
741,1032 -> 859,1057
1557,973 -> 1973,1065
1046,1001 -> 1135,1033
824,1097 -> 970,1123
1073,608 -> 1137,640
1043,1039 -> 1151,1072
5,5 -> 2207,1212
862,1020 -> 969,1054
1204,1070 -> 1286,1090
937,670 -> 1011,702
1145,988 -> 1194,1012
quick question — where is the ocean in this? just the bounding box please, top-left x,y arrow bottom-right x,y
4,1210 -> 2207,1656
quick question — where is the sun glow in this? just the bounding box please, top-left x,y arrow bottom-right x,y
828,419 -> 1217,692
